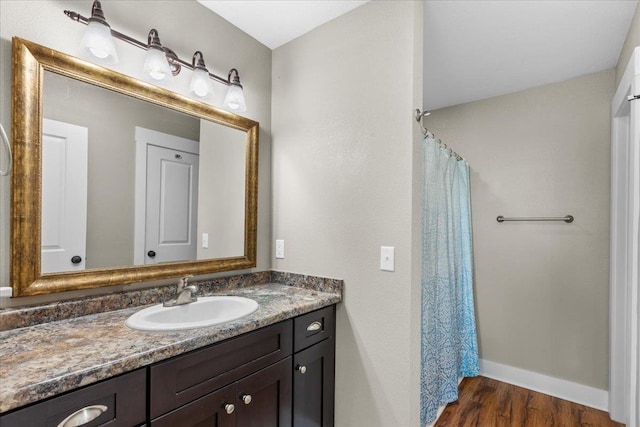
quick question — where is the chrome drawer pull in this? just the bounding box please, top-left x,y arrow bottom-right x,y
57,404 -> 107,427
242,394 -> 252,405
296,365 -> 307,374
224,403 -> 235,414
307,321 -> 322,332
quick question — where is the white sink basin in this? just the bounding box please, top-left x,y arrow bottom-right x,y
125,296 -> 258,331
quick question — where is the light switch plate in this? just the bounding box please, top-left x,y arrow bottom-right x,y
380,246 -> 395,271
275,239 -> 285,259
202,233 -> 209,249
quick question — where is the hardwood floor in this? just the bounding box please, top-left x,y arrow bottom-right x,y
434,376 -> 624,427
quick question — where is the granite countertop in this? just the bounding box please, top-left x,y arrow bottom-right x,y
0,283 -> 341,414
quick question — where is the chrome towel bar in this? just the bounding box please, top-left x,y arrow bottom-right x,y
497,215 -> 574,223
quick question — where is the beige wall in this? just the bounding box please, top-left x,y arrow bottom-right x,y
272,2 -> 422,425
197,121 -> 246,260
0,0 -> 272,305
426,70 -> 615,389
616,1 -> 640,86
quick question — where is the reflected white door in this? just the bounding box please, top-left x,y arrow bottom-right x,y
145,145 -> 199,264
41,118 -> 88,273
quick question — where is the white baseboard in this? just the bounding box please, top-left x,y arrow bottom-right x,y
479,359 -> 609,412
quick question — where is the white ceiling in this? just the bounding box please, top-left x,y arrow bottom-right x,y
197,0 -> 369,49
423,0 -> 638,110
198,0 -> 638,110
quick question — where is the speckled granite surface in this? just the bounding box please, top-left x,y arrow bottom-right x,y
0,271 -> 272,331
271,270 -> 343,295
0,270 -> 344,331
0,283 -> 341,414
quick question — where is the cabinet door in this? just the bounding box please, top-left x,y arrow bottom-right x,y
235,357 -> 292,427
293,338 -> 335,427
151,383 -> 236,427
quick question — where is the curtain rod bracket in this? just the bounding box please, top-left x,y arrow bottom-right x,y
415,109 -> 431,122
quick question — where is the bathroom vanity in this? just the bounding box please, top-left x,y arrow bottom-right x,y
1,36 -> 341,426
0,283 -> 339,427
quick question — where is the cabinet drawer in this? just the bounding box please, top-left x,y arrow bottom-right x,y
0,369 -> 146,427
294,305 -> 335,352
150,320 -> 293,419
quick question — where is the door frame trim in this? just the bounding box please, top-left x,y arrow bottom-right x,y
610,46 -> 640,425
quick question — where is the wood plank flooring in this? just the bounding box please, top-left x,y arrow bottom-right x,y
434,376 -> 624,427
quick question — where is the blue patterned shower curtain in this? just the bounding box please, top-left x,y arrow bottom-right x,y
420,136 -> 479,426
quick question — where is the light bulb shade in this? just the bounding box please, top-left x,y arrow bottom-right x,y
223,84 -> 247,113
80,20 -> 118,63
189,68 -> 213,98
143,47 -> 171,81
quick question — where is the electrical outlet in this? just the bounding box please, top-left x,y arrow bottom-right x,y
275,239 -> 285,259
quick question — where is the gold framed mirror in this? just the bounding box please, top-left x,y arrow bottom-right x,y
11,38 -> 258,297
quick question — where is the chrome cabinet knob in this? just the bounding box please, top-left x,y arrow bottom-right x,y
224,403 -> 235,414
296,365 -> 307,374
242,394 -> 252,405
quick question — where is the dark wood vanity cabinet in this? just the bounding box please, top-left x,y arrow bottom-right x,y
0,305 -> 336,427
292,306 -> 336,427
150,321 -> 294,427
151,305 -> 336,427
152,358 -> 292,427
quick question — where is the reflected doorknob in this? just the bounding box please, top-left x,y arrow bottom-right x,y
147,250 -> 156,258
71,256 -> 82,264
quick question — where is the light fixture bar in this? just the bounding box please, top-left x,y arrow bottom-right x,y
64,10 -> 231,86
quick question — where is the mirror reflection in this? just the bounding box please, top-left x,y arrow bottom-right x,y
41,71 -> 246,274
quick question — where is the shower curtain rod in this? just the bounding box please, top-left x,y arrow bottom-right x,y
415,109 -> 464,161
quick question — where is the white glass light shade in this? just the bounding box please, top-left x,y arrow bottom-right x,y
189,68 -> 213,98
223,84 -> 247,113
143,47 -> 171,81
80,21 -> 118,64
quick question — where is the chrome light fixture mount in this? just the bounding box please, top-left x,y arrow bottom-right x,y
87,0 -> 108,27
64,0 -> 247,111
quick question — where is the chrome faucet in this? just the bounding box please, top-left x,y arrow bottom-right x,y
163,276 -> 198,307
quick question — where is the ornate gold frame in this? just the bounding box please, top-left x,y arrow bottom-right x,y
11,38 -> 259,297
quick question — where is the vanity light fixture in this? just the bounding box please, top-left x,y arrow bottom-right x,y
65,1 -> 247,111
143,30 -> 173,82
78,0 -> 118,64
189,51 -> 214,98
224,69 -> 247,113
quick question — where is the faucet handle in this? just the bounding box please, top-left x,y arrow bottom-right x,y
177,275 -> 194,291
